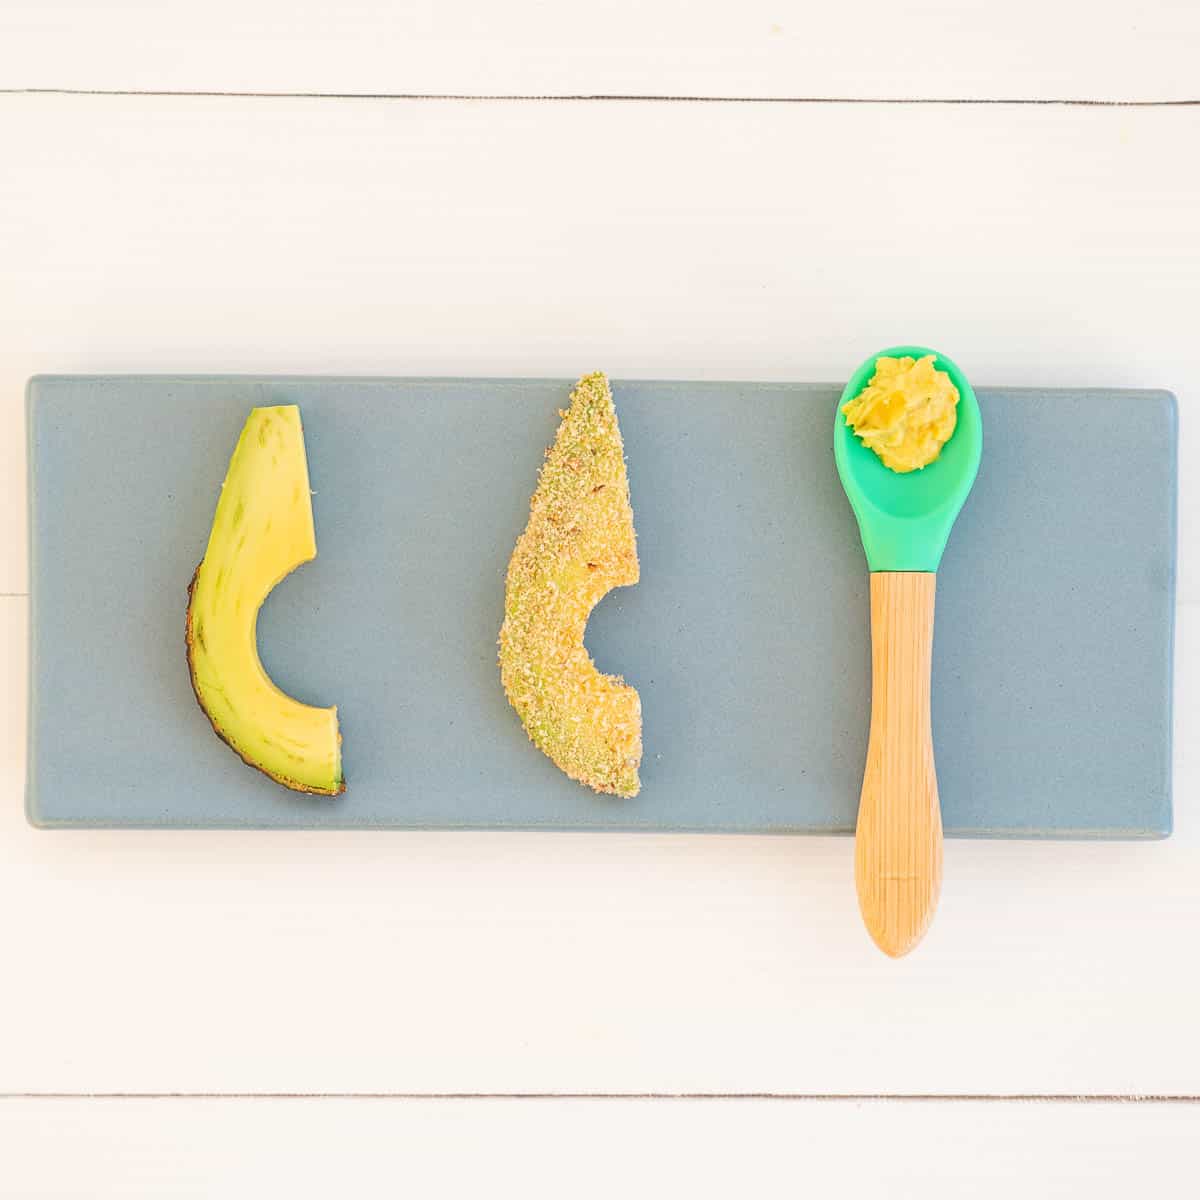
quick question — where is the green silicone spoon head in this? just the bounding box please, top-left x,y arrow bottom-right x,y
834,345 -> 982,573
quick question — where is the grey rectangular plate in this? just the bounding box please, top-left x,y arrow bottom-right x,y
27,376 -> 1176,835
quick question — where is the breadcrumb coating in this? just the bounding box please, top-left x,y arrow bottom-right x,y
499,372 -> 641,797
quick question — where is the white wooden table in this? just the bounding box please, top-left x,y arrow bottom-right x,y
2,2 -> 1198,1193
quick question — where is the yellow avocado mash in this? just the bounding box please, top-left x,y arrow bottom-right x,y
842,355 -> 959,473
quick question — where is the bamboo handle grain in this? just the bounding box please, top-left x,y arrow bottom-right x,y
854,572 -> 942,958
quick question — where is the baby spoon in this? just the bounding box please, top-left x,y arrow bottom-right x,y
834,346 -> 982,956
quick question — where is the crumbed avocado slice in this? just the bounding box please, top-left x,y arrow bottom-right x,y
186,406 -> 343,795
499,372 -> 641,797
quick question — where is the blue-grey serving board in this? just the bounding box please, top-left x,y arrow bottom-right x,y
27,376 -> 1176,835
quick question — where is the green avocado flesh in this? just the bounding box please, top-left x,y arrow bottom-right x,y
186,406 -> 343,795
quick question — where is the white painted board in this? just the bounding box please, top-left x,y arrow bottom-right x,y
1,0 -> 1198,100
0,1098 -> 1196,1200
0,94 -> 1196,1095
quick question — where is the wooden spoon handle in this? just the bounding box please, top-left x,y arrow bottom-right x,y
854,572 -> 943,957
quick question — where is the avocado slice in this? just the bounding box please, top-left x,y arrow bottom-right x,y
499,372 -> 641,797
186,406 -> 344,795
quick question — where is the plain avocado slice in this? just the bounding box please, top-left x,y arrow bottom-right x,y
499,372 -> 641,797
186,406 -> 343,795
